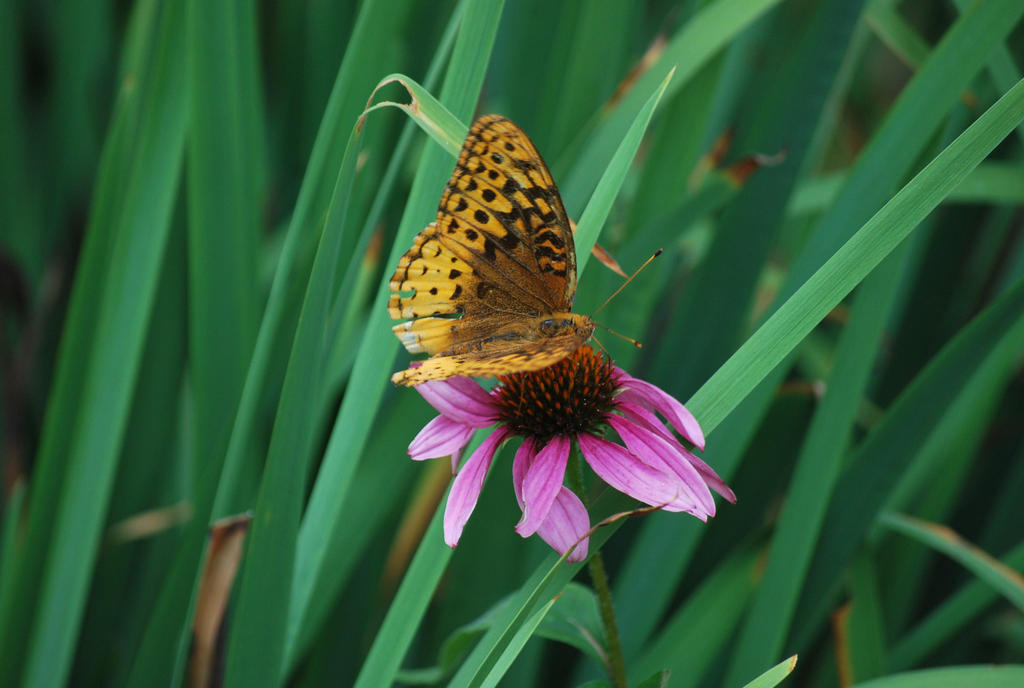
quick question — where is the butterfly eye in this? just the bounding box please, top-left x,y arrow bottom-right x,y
538,318 -> 571,336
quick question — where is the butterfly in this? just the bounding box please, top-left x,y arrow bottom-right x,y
388,114 -> 594,386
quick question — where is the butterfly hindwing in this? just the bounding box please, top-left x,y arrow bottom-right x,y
391,329 -> 590,386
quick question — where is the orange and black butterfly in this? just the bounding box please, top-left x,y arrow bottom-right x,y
388,115 -> 593,386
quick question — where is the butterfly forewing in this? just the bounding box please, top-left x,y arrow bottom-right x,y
389,114 -> 589,384
444,115 -> 577,308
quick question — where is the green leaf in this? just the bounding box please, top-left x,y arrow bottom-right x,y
363,73 -> 466,156
536,584 -> 604,664
850,666 -> 1024,688
222,91 -> 364,688
890,541 -> 1024,669
558,0 -> 787,213
741,656 -> 798,688
629,545 -> 759,688
690,77 -> 1024,434
793,275 -> 1024,646
311,3 -> 505,683
724,239 -> 914,685
125,1 -> 428,682
14,2 -> 189,685
185,0 -> 261,500
574,68 -> 675,273
880,513 -> 1024,614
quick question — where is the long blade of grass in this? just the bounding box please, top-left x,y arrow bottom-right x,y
573,68 -> 674,272
613,0 -> 867,653
880,513 -> 1024,613
125,1 -> 425,683
363,73 -> 465,155
629,546 -> 759,687
791,274 -> 1024,647
688,77 -> 1024,433
952,0 -> 1024,148
0,2 -> 162,678
723,241 -> 914,685
18,2 -> 189,685
185,0 -> 261,507
491,70 -> 1024,688
646,0 -> 866,394
789,163 -> 1024,216
285,14 -> 464,666
289,0 -> 505,668
841,555 -> 889,683
741,656 -> 799,688
890,541 -> 1024,669
780,0 -> 1024,311
221,98 -> 363,688
615,31 -> 1024,655
848,666 -> 1024,688
557,0 -> 786,212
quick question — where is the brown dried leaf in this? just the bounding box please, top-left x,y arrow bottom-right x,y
187,513 -> 253,688
590,242 -> 629,278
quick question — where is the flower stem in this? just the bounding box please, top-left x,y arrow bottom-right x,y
569,444 -> 628,688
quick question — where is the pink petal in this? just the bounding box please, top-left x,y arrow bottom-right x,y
615,373 -> 705,449
606,415 -> 714,518
618,401 -> 735,503
416,377 -> 497,427
443,427 -> 511,548
512,438 -> 538,507
516,436 -> 571,537
535,487 -> 590,562
408,415 -> 475,461
577,434 -> 692,513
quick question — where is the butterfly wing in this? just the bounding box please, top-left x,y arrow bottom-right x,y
389,115 -> 580,361
441,115 -> 578,310
391,328 -> 590,386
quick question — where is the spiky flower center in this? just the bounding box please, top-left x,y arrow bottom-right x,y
493,345 -> 618,441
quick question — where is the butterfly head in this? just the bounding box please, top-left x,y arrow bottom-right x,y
536,313 -> 594,340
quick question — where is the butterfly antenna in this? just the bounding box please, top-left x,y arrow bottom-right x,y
592,249 -> 663,317
595,322 -> 642,349
591,333 -> 613,360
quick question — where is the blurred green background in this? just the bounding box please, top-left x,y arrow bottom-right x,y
1,0 -> 1023,686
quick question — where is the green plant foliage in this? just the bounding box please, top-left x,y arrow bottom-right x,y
1,1 -> 1022,687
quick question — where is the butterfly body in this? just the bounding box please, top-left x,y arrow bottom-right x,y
389,115 -> 591,387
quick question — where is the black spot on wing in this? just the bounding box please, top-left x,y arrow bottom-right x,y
482,237 -> 498,262
498,231 -> 519,250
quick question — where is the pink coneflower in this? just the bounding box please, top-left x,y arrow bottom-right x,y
408,346 -> 735,562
